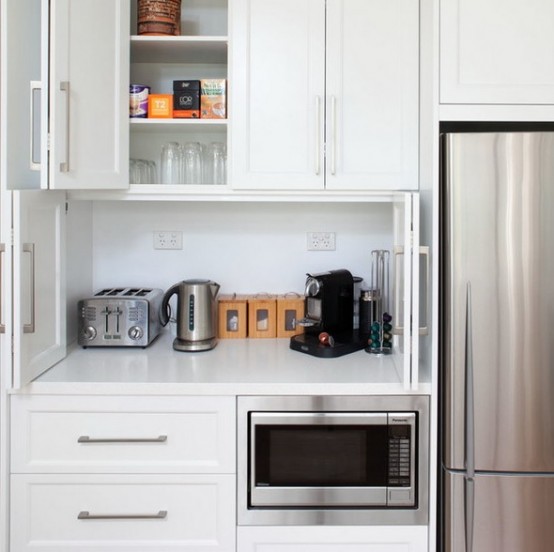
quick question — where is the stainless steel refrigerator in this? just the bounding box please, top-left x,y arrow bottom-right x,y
441,130 -> 554,552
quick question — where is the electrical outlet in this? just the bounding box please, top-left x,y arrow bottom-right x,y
153,231 -> 183,250
307,232 -> 336,251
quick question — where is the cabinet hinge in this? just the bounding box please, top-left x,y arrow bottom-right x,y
47,133 -> 51,150
65,201 -> 69,214
10,229 -> 14,246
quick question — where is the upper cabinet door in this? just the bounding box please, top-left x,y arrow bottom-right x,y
325,0 -> 419,191
1,0 -> 49,190
49,0 -> 130,190
12,191 -> 66,388
231,0 -> 325,190
440,0 -> 554,104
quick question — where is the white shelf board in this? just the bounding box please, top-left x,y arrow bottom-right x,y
130,35 -> 228,64
130,118 -> 227,133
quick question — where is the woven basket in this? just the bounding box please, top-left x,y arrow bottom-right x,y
137,0 -> 181,36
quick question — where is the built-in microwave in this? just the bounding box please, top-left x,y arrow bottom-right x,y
238,395 -> 429,526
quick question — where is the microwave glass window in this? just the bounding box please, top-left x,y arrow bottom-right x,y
254,425 -> 389,487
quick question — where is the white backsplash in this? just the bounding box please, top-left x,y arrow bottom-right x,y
91,200 -> 395,296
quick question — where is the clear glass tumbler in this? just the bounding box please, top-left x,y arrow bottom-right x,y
180,142 -> 203,184
203,142 -> 227,185
160,142 -> 181,184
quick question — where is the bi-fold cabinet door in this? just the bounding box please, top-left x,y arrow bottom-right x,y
1,0 -> 129,193
0,190 -> 66,389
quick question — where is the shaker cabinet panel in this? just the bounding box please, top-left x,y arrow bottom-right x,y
11,474 -> 236,552
231,0 -> 325,190
11,395 -> 236,474
231,0 -> 418,191
12,191 -> 66,388
49,0 -> 130,190
325,0 -> 419,191
440,0 -> 554,104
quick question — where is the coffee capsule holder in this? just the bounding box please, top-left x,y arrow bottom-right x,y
365,249 -> 393,355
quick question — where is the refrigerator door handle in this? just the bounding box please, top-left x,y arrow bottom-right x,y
465,282 -> 475,476
464,476 -> 475,552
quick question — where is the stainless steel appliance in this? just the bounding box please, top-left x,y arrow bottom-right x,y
441,130 -> 554,551
290,269 -> 365,357
160,279 -> 220,352
238,395 -> 429,526
78,287 -> 163,347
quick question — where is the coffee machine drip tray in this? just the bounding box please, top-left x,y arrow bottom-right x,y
290,332 -> 366,358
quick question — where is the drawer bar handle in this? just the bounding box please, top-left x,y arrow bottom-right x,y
78,510 -> 167,520
78,435 -> 168,444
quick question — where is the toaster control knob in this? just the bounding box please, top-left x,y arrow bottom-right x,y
128,326 -> 143,340
82,326 -> 97,341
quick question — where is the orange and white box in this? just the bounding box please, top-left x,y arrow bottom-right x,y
148,94 -> 173,118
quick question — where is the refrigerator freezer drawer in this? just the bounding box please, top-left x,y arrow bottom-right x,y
444,470 -> 554,552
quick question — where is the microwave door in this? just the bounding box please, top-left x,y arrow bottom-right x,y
249,412 -> 415,508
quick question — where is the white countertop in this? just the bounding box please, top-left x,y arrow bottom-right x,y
21,331 -> 430,396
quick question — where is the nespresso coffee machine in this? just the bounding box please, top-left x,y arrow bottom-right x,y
290,269 -> 365,358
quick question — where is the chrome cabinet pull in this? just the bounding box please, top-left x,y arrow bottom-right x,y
29,81 -> 42,171
23,243 -> 35,334
59,81 -> 70,172
418,246 -> 430,336
330,95 -> 337,175
0,244 -> 5,334
393,245 -> 430,336
78,435 -> 168,444
315,95 -> 322,175
393,246 -> 404,334
78,510 -> 167,520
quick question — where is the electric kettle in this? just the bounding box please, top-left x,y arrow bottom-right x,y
160,279 -> 220,351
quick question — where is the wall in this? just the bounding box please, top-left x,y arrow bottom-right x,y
91,200 -> 396,296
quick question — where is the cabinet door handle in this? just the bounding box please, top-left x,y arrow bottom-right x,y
315,96 -> 322,175
330,95 -> 337,176
29,81 -> 42,171
78,435 -> 168,444
393,245 -> 430,336
23,243 -> 35,334
78,510 -> 167,520
59,81 -> 70,172
0,244 -> 5,334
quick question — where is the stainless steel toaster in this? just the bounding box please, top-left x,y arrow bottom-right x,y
78,288 -> 163,348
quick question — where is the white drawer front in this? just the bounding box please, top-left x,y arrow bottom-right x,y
11,395 -> 235,473
11,474 -> 236,552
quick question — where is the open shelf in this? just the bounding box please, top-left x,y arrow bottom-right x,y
130,35 -> 228,64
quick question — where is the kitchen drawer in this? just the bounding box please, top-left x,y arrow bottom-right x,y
11,395 -> 235,474
11,473 -> 235,552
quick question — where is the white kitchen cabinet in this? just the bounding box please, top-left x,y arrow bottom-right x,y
1,0 -> 130,192
128,0 -> 229,190
231,0 -> 419,191
440,0 -> 554,105
11,473 -> 236,552
10,394 -> 237,552
11,395 -> 236,474
238,526 -> 428,552
49,0 -> 130,190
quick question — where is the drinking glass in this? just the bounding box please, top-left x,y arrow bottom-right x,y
180,142 -> 203,184
203,142 -> 227,185
160,142 -> 181,184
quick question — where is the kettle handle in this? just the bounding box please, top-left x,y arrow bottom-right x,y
160,283 -> 180,326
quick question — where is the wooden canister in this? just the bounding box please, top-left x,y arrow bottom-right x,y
138,0 -> 181,36
276,293 -> 305,338
218,294 -> 248,339
247,294 -> 277,338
